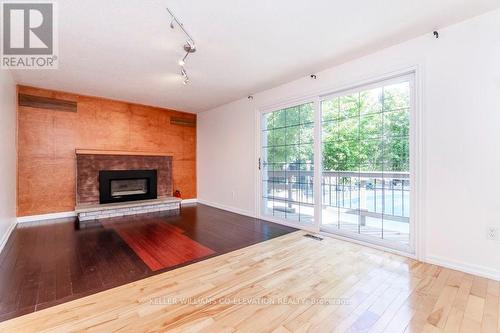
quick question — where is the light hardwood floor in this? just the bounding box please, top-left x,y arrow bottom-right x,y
0,231 -> 498,333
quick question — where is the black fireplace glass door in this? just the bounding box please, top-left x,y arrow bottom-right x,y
111,179 -> 148,197
99,170 -> 157,204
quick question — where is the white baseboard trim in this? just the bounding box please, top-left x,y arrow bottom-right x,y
181,198 -> 198,205
425,255 -> 500,281
17,211 -> 77,223
0,220 -> 16,254
197,199 -> 256,218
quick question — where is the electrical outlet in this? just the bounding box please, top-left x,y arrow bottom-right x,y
231,191 -> 236,201
486,226 -> 499,240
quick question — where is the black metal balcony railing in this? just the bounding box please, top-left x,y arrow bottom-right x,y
263,170 -> 410,222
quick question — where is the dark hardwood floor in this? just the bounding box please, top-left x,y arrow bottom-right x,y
0,204 -> 296,322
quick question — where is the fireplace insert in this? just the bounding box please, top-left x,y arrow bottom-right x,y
99,169 -> 157,204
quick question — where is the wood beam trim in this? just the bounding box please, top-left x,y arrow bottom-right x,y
170,117 -> 196,127
18,93 -> 77,112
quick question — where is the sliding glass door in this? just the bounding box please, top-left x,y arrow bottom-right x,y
259,73 -> 415,252
261,102 -> 315,227
320,76 -> 412,251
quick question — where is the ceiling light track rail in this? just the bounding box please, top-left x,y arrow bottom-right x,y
167,7 -> 197,85
167,7 -> 195,45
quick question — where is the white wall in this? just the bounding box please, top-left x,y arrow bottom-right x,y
0,70 -> 17,252
198,9 -> 500,279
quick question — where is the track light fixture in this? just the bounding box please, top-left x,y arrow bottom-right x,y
178,41 -> 196,67
181,67 -> 189,85
167,8 -> 197,85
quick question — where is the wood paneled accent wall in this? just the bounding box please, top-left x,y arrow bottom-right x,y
17,86 -> 196,217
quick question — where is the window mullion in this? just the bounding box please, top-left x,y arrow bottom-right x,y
313,97 -> 322,232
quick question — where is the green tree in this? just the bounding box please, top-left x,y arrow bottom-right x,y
322,82 -> 409,172
264,82 -> 409,173
264,103 -> 314,171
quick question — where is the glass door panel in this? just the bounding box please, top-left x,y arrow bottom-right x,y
261,102 -> 315,226
320,78 -> 412,250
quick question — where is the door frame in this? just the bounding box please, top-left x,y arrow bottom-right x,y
318,72 -> 416,254
254,65 -> 423,259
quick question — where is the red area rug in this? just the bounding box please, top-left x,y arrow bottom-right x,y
103,220 -> 215,271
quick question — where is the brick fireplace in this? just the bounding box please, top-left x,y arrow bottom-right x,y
76,150 -> 173,205
75,150 -> 180,223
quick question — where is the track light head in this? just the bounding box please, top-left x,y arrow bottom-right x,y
183,42 -> 196,53
178,52 -> 189,67
170,20 -> 175,29
181,67 -> 190,85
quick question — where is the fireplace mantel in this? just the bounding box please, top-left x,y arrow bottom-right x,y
75,149 -> 171,157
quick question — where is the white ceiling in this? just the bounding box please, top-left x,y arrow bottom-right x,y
10,0 -> 500,112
